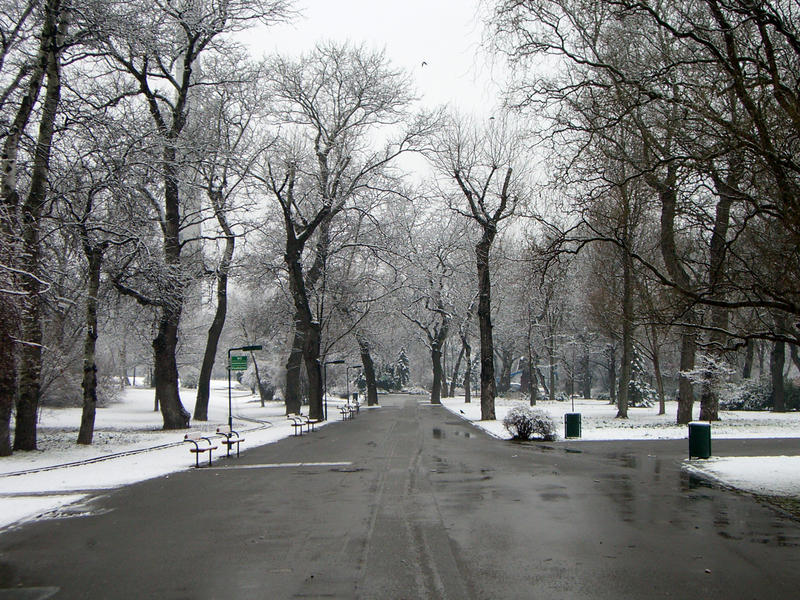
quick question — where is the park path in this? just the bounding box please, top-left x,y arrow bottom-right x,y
1,394 -> 799,599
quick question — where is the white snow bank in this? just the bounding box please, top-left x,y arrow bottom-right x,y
440,396 -> 800,441
685,456 -> 800,497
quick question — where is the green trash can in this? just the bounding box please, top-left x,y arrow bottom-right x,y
688,422 -> 711,459
564,413 -> 582,439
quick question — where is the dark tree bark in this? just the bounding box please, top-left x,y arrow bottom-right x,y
617,216 -> 634,419
771,315 -> 787,412
284,327 -> 304,415
77,242 -> 105,445
430,336 -> 446,405
194,189 -> 235,421
463,340 -> 472,404
448,343 -> 465,397
357,335 -> 379,406
742,338 -> 754,379
604,344 -> 617,404
476,233 -> 497,420
659,172 -> 696,425
14,0 -> 67,450
651,325 -> 666,415
581,350 -> 591,398
0,298 -> 14,456
496,345 -> 513,395
699,167 -> 736,421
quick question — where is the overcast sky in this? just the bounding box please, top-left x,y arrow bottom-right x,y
240,0 -> 502,115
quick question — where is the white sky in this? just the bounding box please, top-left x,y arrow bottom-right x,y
239,0 -> 502,115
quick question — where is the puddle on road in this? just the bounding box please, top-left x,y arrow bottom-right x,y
588,451 -> 800,547
433,427 -> 473,439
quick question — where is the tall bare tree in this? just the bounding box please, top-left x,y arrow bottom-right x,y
430,114 -> 526,420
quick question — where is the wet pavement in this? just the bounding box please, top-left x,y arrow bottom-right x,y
1,394 -> 799,599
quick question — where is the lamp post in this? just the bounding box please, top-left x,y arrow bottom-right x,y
346,364 -> 361,402
323,359 -> 345,421
227,345 -> 262,429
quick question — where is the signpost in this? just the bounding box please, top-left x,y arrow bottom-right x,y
230,355 -> 248,371
227,345 -> 263,429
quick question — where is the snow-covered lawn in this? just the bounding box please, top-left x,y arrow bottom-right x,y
441,395 -> 800,498
440,395 -> 800,441
684,456 -> 800,497
0,380 -> 347,531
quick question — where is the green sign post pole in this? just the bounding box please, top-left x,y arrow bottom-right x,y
227,345 -> 263,429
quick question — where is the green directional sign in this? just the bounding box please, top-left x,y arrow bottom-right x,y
230,355 -> 248,371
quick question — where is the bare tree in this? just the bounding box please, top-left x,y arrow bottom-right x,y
430,113 -> 526,420
260,41 -> 432,420
105,0 -> 291,429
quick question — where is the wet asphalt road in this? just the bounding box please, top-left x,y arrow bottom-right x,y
1,394 -> 799,599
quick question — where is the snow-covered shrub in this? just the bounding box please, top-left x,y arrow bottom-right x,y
720,379 -> 800,411
720,379 -> 771,411
503,405 -> 557,441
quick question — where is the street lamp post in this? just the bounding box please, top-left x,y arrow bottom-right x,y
227,345 -> 262,429
323,359 -> 345,421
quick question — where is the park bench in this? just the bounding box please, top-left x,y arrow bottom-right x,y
288,414 -> 310,436
288,413 -> 323,435
184,432 -> 218,468
338,403 -> 358,420
216,425 -> 245,458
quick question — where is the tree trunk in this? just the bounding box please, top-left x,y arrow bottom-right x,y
118,340 -> 129,388
676,327 -> 696,424
303,321 -> 324,421
742,339 -> 754,379
699,174 -> 734,421
496,346 -> 513,395
78,246 -> 103,445
357,335 -> 379,406
463,339 -> 472,403
431,343 -> 444,405
651,325 -> 666,415
659,170 -> 697,425
547,343 -> 556,402
448,343 -> 465,397
581,350 -> 591,398
616,249 -> 633,419
771,316 -> 786,412
606,345 -> 617,405
520,356 -> 531,395
194,228 -> 234,421
476,236 -> 496,420
13,2 -> 66,450
284,325 -> 304,415
250,353 -> 272,406
153,307 -> 190,429
0,298 -> 14,456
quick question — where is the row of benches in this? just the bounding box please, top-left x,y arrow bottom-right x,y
184,425 -> 244,468
185,403 -> 361,467
338,401 -> 360,420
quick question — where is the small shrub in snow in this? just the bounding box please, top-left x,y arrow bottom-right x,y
503,405 -> 557,441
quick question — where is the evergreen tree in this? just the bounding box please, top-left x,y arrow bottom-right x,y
397,348 -> 410,388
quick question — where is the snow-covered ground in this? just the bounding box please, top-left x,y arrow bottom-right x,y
2,389 -> 799,533
441,395 -> 800,497
0,380 -> 349,531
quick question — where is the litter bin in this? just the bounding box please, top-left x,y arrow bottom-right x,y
564,413 -> 582,439
688,422 -> 711,459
